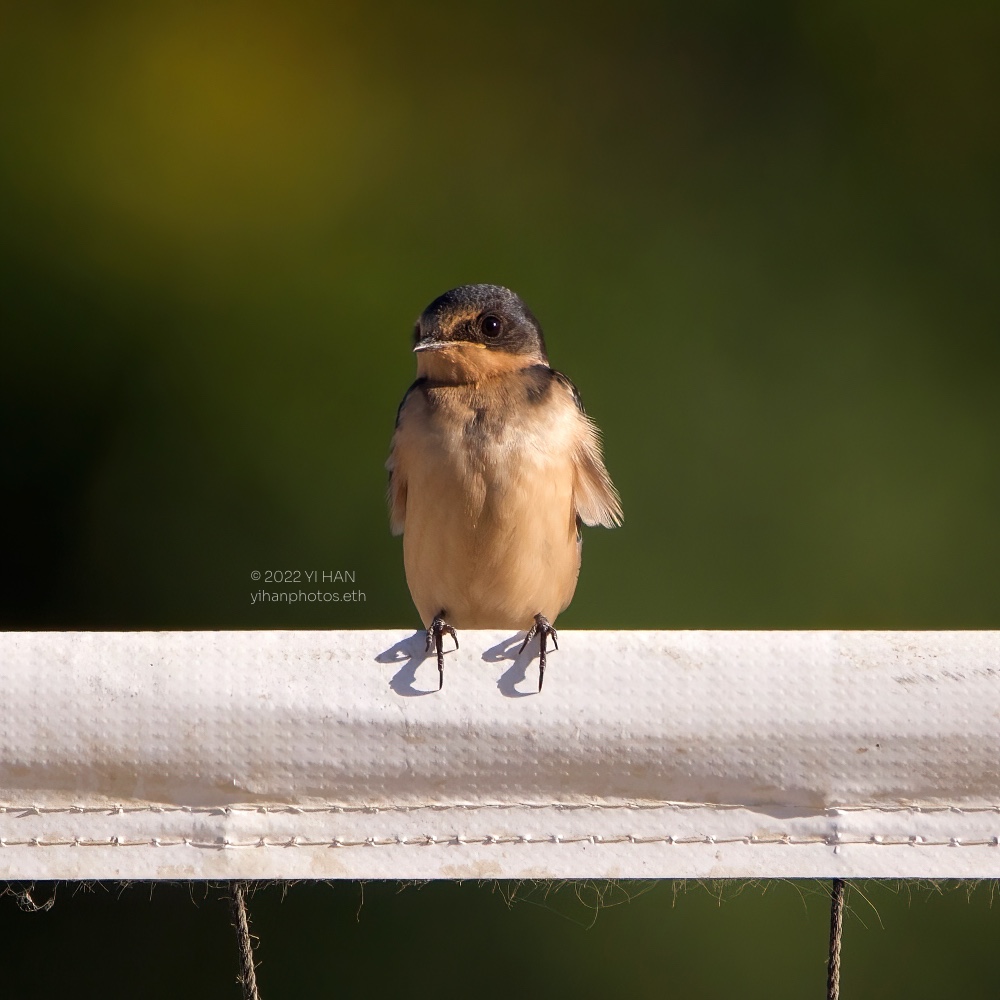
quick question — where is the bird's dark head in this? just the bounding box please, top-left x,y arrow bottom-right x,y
412,284 -> 548,383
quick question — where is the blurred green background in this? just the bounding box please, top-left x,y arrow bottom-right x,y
5,879 -> 1000,999
2,0 -> 998,996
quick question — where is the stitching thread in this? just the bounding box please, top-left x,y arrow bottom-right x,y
2,803 -> 999,816
0,834 -> 997,848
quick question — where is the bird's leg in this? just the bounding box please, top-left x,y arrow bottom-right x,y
518,613 -> 559,691
425,610 -> 458,690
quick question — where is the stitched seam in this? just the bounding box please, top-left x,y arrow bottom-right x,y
1,834 -> 997,848
3,803 -> 999,816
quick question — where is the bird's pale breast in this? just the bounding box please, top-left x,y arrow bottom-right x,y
397,380 -> 583,630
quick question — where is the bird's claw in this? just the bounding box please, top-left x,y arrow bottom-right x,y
519,613 -> 558,691
426,613 -> 458,689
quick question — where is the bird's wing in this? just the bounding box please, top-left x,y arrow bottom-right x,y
553,371 -> 623,529
385,378 -> 425,536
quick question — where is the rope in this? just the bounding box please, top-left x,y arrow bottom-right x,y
827,878 -> 845,1000
229,881 -> 262,1000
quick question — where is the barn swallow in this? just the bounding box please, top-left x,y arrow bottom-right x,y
386,284 -> 621,690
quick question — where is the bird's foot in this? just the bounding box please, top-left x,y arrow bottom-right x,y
425,612 -> 458,690
519,613 -> 558,691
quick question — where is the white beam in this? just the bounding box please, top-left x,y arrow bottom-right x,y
2,630 -> 998,879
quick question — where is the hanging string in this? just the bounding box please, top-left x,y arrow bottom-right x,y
229,881 -> 262,1000
827,878 -> 846,1000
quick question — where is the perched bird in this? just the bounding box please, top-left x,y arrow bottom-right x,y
386,284 -> 621,690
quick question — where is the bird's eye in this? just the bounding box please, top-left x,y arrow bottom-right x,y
481,314 -> 502,338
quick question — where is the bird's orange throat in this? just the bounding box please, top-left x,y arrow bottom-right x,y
415,343 -> 543,385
